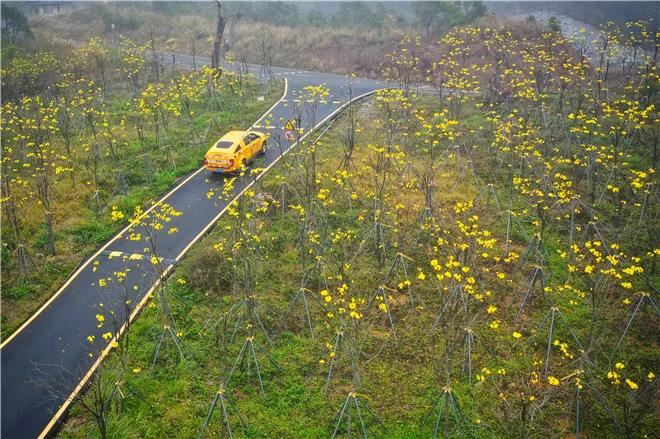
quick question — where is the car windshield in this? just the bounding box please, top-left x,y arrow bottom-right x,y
213,140 -> 234,150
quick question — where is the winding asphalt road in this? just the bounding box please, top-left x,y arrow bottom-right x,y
1,56 -> 384,438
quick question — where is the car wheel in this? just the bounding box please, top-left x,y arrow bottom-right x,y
260,141 -> 268,156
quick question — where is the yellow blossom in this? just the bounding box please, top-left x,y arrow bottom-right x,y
547,376 -> 560,386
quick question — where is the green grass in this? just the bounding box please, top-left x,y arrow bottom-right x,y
58,92 -> 658,438
59,95 -> 484,439
0,78 -> 284,339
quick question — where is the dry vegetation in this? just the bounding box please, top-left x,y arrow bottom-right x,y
29,3 -> 411,77
30,3 -> 571,80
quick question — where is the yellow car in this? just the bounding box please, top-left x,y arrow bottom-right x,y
204,130 -> 268,173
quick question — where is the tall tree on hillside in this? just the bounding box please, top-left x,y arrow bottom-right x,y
211,0 -> 226,69
333,1 -> 378,28
414,1 -> 463,38
251,1 -> 298,26
461,1 -> 487,22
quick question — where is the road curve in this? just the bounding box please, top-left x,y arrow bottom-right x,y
1,56 -> 384,438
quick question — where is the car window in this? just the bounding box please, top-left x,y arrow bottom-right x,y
235,144 -> 241,152
213,140 -> 234,150
244,133 -> 259,144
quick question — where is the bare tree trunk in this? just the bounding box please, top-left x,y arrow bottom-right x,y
211,0 -> 226,69
191,38 -> 197,70
38,174 -> 55,256
150,30 -> 160,82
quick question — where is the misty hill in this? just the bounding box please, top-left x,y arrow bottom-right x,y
11,1 -> 658,30
487,1 -> 659,29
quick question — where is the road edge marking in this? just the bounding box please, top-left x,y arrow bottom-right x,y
1,78 -> 288,350
36,264 -> 174,439
36,83 -> 376,439
173,89 -> 377,262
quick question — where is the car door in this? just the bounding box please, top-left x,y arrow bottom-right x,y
253,133 -> 264,151
241,133 -> 254,160
234,141 -> 246,166
249,133 -> 261,156
242,133 -> 259,159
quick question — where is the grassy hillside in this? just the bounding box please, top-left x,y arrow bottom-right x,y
60,94 -> 480,438
59,19 -> 657,438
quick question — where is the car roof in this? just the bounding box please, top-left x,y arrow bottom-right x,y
219,130 -> 247,142
211,131 -> 265,150
211,131 -> 245,150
